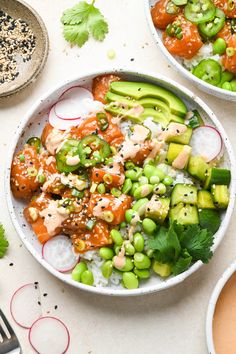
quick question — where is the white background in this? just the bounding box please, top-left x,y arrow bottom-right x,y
1,1 -> 236,353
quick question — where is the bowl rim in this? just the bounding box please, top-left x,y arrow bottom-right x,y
206,260 -> 236,354
144,0 -> 236,100
5,68 -> 236,296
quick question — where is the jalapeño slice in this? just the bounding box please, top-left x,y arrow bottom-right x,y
192,59 -> 222,86
56,139 -> 80,173
26,137 -> 41,152
78,135 -> 111,168
185,0 -> 216,24
199,8 -> 225,38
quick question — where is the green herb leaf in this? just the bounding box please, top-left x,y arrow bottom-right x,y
61,1 -> 108,47
0,224 -> 9,258
172,250 -> 192,276
179,224 -> 214,263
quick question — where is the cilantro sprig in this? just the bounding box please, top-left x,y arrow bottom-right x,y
61,0 -> 109,48
147,222 -> 214,276
0,224 -> 9,258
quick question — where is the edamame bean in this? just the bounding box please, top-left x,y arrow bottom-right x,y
125,209 -> 138,223
122,178 -> 132,194
97,183 -> 106,194
72,262 -> 88,282
111,188 -> 121,197
153,183 -> 166,195
124,242 -> 135,256
132,198 -> 149,215
125,167 -> 143,181
81,270 -> 94,285
130,182 -> 139,196
150,175 -> 160,184
120,221 -> 126,228
134,267 -> 150,279
125,161 -> 136,170
146,249 -> 154,258
122,272 -> 139,289
162,176 -> 173,186
222,82 -> 232,91
133,233 -> 145,252
230,79 -> 236,92
110,229 -> 123,246
134,253 -> 151,269
213,38 -> 227,55
114,244 -> 121,255
143,165 -> 165,180
113,256 -> 134,271
138,176 -> 149,185
142,218 -> 157,235
101,260 -> 113,278
99,247 -> 115,260
133,184 -> 153,199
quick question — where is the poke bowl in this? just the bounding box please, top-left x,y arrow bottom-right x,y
5,69 -> 236,296
145,0 -> 236,101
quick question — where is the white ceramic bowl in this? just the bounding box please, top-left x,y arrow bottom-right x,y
5,69 -> 236,296
145,0 -> 236,101
206,260 -> 236,353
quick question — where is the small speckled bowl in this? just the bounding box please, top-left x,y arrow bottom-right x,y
145,0 -> 236,101
0,0 -> 49,97
5,69 -> 236,296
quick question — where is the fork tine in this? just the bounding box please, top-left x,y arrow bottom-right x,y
0,321 -> 8,341
0,309 -> 14,336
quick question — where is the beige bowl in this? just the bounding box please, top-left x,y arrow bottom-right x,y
0,0 -> 49,97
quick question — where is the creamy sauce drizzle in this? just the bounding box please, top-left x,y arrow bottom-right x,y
45,128 -> 68,155
172,145 -> 191,169
39,200 -> 69,236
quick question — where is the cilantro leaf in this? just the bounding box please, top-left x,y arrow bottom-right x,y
61,1 -> 109,47
0,224 -> 9,258
179,224 -> 214,263
148,225 -> 181,263
172,250 -> 192,276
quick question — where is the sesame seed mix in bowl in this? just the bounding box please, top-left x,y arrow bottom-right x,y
9,73 -> 233,291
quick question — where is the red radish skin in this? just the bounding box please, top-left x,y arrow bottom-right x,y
190,125 -> 223,162
59,85 -> 93,101
10,283 -> 42,329
28,316 -> 70,354
48,104 -> 81,130
42,235 -> 79,273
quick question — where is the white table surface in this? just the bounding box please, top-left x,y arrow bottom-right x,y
1,1 -> 236,353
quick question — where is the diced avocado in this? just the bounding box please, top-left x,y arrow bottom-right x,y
145,195 -> 170,223
166,143 -> 191,168
169,203 -> 199,225
171,184 -> 198,206
165,123 -> 193,145
109,81 -> 187,117
211,185 -> 229,209
188,156 -> 209,182
204,168 -> 231,189
152,261 -> 172,277
197,190 -> 215,209
198,209 -> 221,234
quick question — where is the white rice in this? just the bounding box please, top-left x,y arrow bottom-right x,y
181,43 -> 221,70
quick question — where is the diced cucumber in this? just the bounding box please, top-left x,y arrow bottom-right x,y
198,209 -> 221,234
197,190 -> 215,209
169,203 -> 199,225
145,195 -> 170,223
166,124 -> 193,145
211,185 -> 229,209
204,168 -> 231,189
171,184 -> 198,206
188,156 -> 209,182
166,143 -> 191,168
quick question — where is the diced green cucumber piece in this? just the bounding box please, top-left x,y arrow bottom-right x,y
145,195 -> 170,223
166,143 -> 191,168
197,190 -> 215,209
166,124 -> 193,145
152,261 -> 172,277
188,156 -> 209,182
187,110 -> 204,129
211,185 -> 229,209
198,209 -> 221,234
169,203 -> 199,225
204,168 -> 231,189
171,184 -> 198,206
109,81 -> 187,117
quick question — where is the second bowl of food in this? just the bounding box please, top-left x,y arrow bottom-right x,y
6,69 -> 236,296
145,0 -> 236,101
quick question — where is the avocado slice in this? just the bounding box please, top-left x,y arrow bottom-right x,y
145,195 -> 170,223
109,81 -> 187,118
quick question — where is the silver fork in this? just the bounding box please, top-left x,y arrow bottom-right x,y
0,309 -> 21,354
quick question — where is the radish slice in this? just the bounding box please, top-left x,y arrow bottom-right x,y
190,125 -> 223,162
48,104 -> 81,130
42,235 -> 79,272
54,99 -> 83,120
29,316 -> 70,354
60,85 -> 93,102
10,283 -> 42,329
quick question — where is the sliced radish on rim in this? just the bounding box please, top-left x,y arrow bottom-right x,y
10,283 -> 42,329
48,104 -> 81,130
190,125 -> 223,162
60,85 -> 93,102
29,316 -> 70,354
42,235 -> 79,273
54,99 -> 83,120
